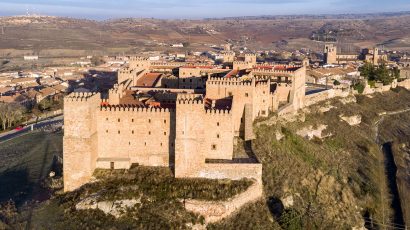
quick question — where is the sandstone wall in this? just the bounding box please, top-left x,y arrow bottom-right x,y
276,84 -> 292,102
174,94 -> 234,178
206,78 -> 271,137
63,92 -> 100,191
304,88 -> 350,107
97,107 -> 174,167
289,67 -> 306,110
198,163 -> 262,182
207,78 -> 253,136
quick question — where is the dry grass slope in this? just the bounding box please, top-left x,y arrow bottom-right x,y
210,88 -> 410,229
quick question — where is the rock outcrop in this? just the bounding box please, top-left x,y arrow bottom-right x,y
76,194 -> 141,218
296,124 -> 328,140
340,115 -> 362,126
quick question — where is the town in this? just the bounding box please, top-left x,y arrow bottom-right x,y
1,43 -> 409,135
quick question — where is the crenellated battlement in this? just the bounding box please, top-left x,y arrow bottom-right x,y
253,75 -> 270,81
64,92 -> 100,103
177,94 -> 204,104
222,51 -> 235,55
129,56 -> 149,61
151,62 -> 185,67
255,81 -> 269,86
205,108 -> 231,115
252,65 -> 302,75
119,67 -> 134,74
181,64 -> 222,69
233,61 -> 248,64
252,69 -> 297,75
207,77 -> 253,86
100,105 -> 174,113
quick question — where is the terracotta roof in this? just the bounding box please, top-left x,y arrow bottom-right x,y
307,67 -> 356,78
225,69 -> 248,78
11,77 -> 37,84
52,84 -> 68,92
0,87 -> 12,94
118,90 -> 145,106
136,73 -> 162,87
0,93 -> 28,103
25,82 -> 39,88
39,87 -> 57,97
24,89 -> 39,99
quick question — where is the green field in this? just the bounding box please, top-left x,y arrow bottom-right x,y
0,131 -> 63,206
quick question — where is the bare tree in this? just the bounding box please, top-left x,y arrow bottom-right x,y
0,103 -> 24,130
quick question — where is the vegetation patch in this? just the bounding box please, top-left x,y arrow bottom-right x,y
211,88 -> 410,229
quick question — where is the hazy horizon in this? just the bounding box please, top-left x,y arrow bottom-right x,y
0,0 -> 409,20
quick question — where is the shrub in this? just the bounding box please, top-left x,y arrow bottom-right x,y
353,83 -> 365,94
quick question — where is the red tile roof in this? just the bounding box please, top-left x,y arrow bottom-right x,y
136,73 -> 162,87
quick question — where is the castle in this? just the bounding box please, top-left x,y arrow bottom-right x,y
63,52 -> 307,191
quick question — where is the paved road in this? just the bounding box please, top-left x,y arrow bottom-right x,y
305,83 -> 329,96
0,115 -> 63,143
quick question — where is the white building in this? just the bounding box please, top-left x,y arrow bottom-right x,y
24,55 -> 39,61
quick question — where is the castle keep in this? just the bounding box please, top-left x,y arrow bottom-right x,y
63,53 -> 307,191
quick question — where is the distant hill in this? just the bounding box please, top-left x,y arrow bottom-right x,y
0,12 -> 409,57
207,11 -> 410,20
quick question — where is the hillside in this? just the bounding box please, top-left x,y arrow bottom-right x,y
1,89 -> 410,229
0,13 -> 409,58
211,88 -> 410,229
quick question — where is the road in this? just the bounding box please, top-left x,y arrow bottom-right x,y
305,83 -> 329,96
0,115 -> 63,143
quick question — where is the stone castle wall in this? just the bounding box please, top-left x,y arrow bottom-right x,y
199,163 -> 262,182
63,92 -> 101,191
97,107 -> 174,168
206,77 -> 272,138
174,94 -> 234,178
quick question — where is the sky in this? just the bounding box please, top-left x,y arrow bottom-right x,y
0,0 -> 409,20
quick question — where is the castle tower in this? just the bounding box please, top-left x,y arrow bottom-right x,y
174,94 -> 207,178
245,53 -> 257,65
373,47 -> 379,65
129,56 -> 151,70
224,43 -> 232,51
303,58 -> 310,67
63,92 -> 101,191
324,44 -> 337,64
222,51 -> 235,63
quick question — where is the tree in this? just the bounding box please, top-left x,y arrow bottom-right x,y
91,56 -> 106,66
359,62 -> 375,80
0,103 -> 24,131
359,62 -> 400,86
